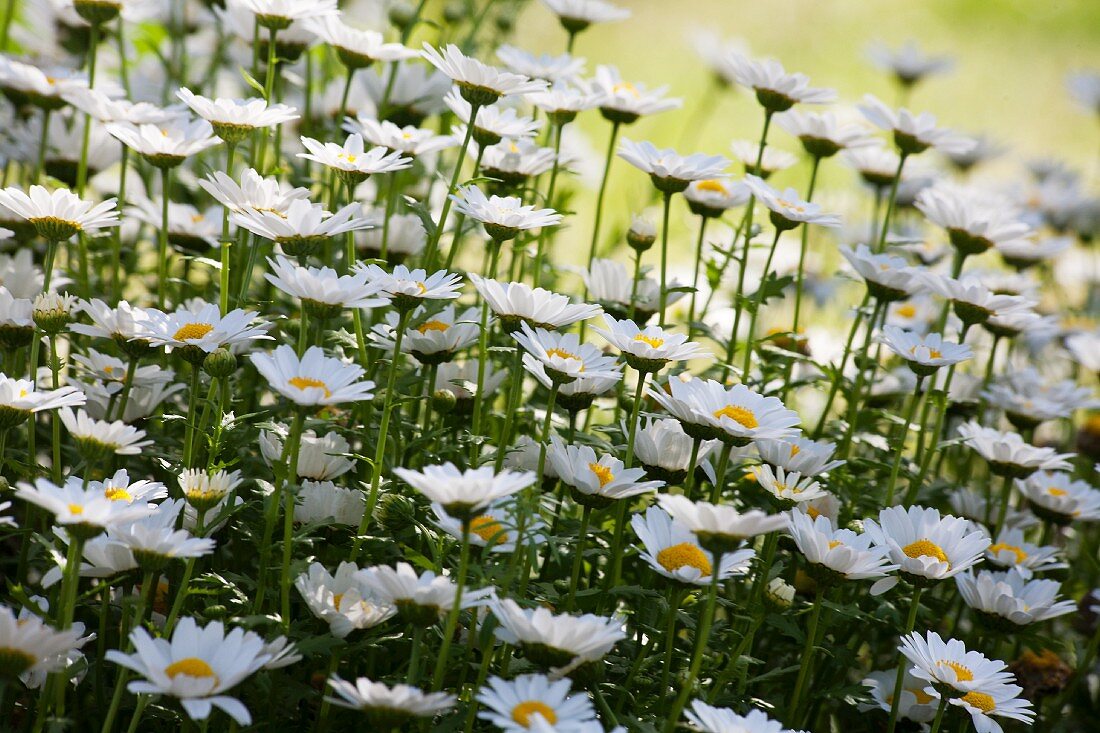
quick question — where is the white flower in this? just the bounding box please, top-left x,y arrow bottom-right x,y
743,174 -> 842,227
647,377 -> 801,445
879,325 -> 972,374
260,425 -> 355,481
295,562 -> 396,638
325,675 -> 455,723
490,598 -> 626,666
250,345 -> 375,406
176,88 -> 298,141
752,464 -> 827,505
996,234 -> 1071,267
915,185 -> 1033,256
529,82 -> 599,116
513,323 -> 622,386
898,630 -> 1020,696
590,65 -> 681,121
540,0 -> 630,30
548,438 -> 662,505
867,40 -> 954,86
0,373 -> 85,422
393,463 -> 535,517
726,53 -> 837,109
754,436 -> 843,477
632,506 -> 753,585
359,562 -> 493,619
445,91 -> 542,141
839,244 -> 923,300
859,94 -> 974,155
478,139 -> 558,180
421,43 -> 548,102
1066,330 -> 1100,374
197,169 -> 311,215
956,567 -> 1075,626
109,502 -> 216,568
432,501 -> 526,553
59,407 -> 152,456
843,145 -> 902,186
730,140 -> 798,177
684,701 -> 787,733
265,255 -> 389,310
343,117 -> 453,157
61,87 -> 181,125
0,604 -> 87,680
15,476 -> 155,533
594,316 -> 709,368
298,133 -> 412,180
105,118 -> 222,164
657,494 -> 786,543
0,185 -> 118,240
477,672 -> 598,731
957,422 -> 1074,477
948,679 -> 1035,733
923,272 -> 1035,324
496,45 -> 585,83
231,199 -> 372,253
233,0 -> 337,24
358,213 -> 427,257
684,178 -> 751,216
470,275 -> 600,329
582,260 -> 682,321
861,669 -> 939,724
305,15 -> 418,67
787,510 -> 897,585
371,305 -> 481,363
982,527 -> 1062,578
617,138 -> 729,188
295,480 -> 364,527
179,469 -> 243,514
450,185 -> 562,239
139,303 -> 271,356
433,359 -> 507,405
864,505 -> 990,583
775,109 -> 877,157
632,418 -> 718,478
1015,471 -> 1100,523
105,617 -> 272,725
356,263 -> 463,303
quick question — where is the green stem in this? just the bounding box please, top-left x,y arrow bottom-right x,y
790,156 -> 821,340
157,167 -> 171,308
219,144 -> 236,315
885,586 -> 924,733
687,216 -> 708,342
663,564 -> 721,733
927,696 -> 949,733
787,590 -> 826,723
252,410 -> 305,614
741,226 -> 785,378
585,120 -> 621,271
430,521 -> 471,691
657,190 -> 673,326
424,103 -> 480,269
564,505 -> 593,612
884,376 -> 925,505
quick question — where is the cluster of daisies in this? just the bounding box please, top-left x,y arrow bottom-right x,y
0,0 -> 1099,732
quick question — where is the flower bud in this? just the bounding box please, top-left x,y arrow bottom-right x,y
33,292 -> 76,334
626,215 -> 657,252
203,348 -> 238,378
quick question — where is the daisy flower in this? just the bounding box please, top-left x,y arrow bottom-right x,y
859,94 -> 974,156
840,244 -> 923,301
1065,330 -> 1100,375
105,617 -> 272,725
298,133 -> 412,184
684,701 -> 788,733
996,234 -> 1072,270
432,359 -> 508,412
729,140 -> 799,178
260,426 -> 355,481
445,91 -> 542,143
295,562 -> 396,638
295,480 -> 364,527
0,374 -> 85,429
548,438 -> 662,508
432,500 -> 525,553
305,15 -> 418,69
470,275 -> 601,330
393,463 -> 535,519
61,87 -> 181,125
197,168 -> 311,215
914,185 -> 1033,257
879,325 -> 972,376
529,82 -> 599,121
477,139 -> 559,184
898,630 -> 1020,698
179,469 -> 244,514
631,418 -> 718,484
59,407 -> 152,457
582,259 -> 683,323
594,316 -> 710,371
861,669 -> 939,724
983,527 -> 1064,578
105,118 -> 222,168
0,185 -> 118,241
743,174 -> 842,229
1015,470 -> 1100,525
863,505 -> 990,585
922,272 -> 1035,326
751,464 -> 828,505
495,45 -> 585,83
250,345 -> 375,406
478,673 -> 598,731
948,678 -> 1035,733
617,138 -> 729,193
956,567 -> 1075,627
843,145 -> 903,188
726,53 -> 837,111
632,506 -> 753,585
591,65 -> 682,124
109,503 -> 216,572
684,178 -> 751,218
343,117 -> 454,157
775,109 -> 877,158
231,199 -> 372,258
139,303 -> 271,361
265,255 -> 389,316
867,40 -> 954,87
754,436 -> 843,477
647,377 -> 801,445
489,598 -> 626,668
371,305 -> 481,365
325,676 -> 455,727
0,58 -> 87,109
358,213 -> 427,261
0,604 -> 87,681
450,184 -> 562,241
16,477 -> 154,537
176,88 -> 298,144
421,43 -> 547,106
234,0 -> 337,26
787,510 -> 897,589
359,562 -> 493,626
657,494 -> 786,555
356,263 -> 463,309
513,323 -> 621,386
540,0 -> 630,33
957,422 -> 1074,479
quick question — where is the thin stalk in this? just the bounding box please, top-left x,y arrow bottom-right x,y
430,521 -> 471,691
424,103 -> 480,269
564,505 -> 593,612
584,120 -> 621,271
156,167 -> 171,308
252,410 -> 305,614
687,216 -> 709,342
657,190 -> 674,326
885,586 -> 924,733
663,563 -> 721,733
741,226 -> 785,378
884,375 -> 925,505
787,590 -> 826,723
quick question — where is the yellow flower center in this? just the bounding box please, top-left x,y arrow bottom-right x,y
790,444 -> 801,456
18,388 -> 28,397
173,323 -> 215,341
190,214 -> 205,223
903,539 -> 949,566
612,81 -> 640,98
806,505 -> 821,519
988,543 -> 1028,563
696,179 -> 728,193
512,700 -> 557,727
896,303 -> 917,318
961,691 -> 995,712
713,405 -> 758,429
415,282 -> 428,294
656,542 -> 712,576
339,152 -> 358,163
1047,487 -> 1068,497
910,688 -> 936,705
288,376 -> 331,398
588,462 -> 614,487
545,348 -> 582,368
67,503 -> 83,515
633,334 -> 665,348
937,660 -> 973,682
104,487 -> 132,502
777,198 -> 805,213
827,540 -> 842,549
470,515 -> 506,545
417,320 -> 450,334
910,345 -> 942,360
165,657 -> 218,684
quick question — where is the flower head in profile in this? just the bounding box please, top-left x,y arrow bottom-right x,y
590,65 -> 682,124
265,255 -> 389,315
198,169 -> 311,215
754,436 -> 843,477
306,15 -> 418,69
513,323 -> 621,386
775,109 -> 877,158
234,0 -> 337,26
1015,470 -> 1100,525
684,178 -> 751,218
743,174 -> 842,229
957,422 -> 1074,479
295,562 -> 395,638
356,264 -> 463,309
176,88 -> 298,143
648,377 -> 801,446
470,275 -> 601,331
105,118 -> 222,168
752,464 -> 828,506
657,494 -> 786,556
540,0 -> 630,34
879,325 -> 972,376
250,345 -> 375,406
727,53 -> 837,111
594,316 -> 710,371
179,469 -> 243,515
489,598 -> 626,669
450,185 -> 562,241
59,407 -> 153,458
325,676 -> 455,728
787,510 -> 897,590
631,418 -> 718,484
360,562 -> 492,626
0,186 -> 118,241
393,464 -> 535,520
0,374 -> 85,429
632,506 -> 753,585
617,138 -> 729,193
232,200 -> 372,257
548,437 -> 662,508
840,244 -> 923,302
496,45 -> 585,84
298,133 -> 412,184
684,701 -> 788,733
0,604 -> 88,682
421,43 -> 547,106
16,477 -> 154,538
859,94 -> 974,155
867,40 -> 954,88
956,567 -> 1075,627
105,617 -> 272,725
343,117 -> 454,157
